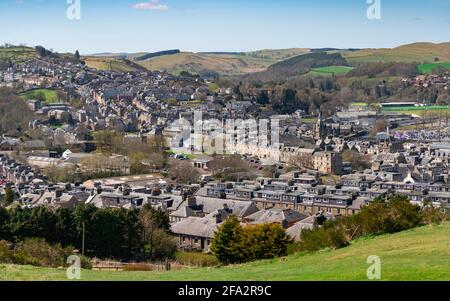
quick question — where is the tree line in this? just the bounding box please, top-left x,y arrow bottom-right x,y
0,88 -> 34,136
0,204 -> 176,262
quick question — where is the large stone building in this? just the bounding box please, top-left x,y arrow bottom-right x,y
313,151 -> 343,175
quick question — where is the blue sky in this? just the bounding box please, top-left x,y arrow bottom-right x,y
0,0 -> 449,54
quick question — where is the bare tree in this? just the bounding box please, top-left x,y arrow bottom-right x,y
209,155 -> 255,181
369,118 -> 389,138
168,160 -> 200,184
287,152 -> 314,171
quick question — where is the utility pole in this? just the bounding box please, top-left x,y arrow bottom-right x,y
82,220 -> 85,256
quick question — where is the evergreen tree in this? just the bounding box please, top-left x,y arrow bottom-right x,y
3,187 -> 14,207
210,215 -> 244,265
256,91 -> 270,105
241,223 -> 292,261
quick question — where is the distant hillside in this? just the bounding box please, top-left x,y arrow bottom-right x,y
3,42 -> 449,76
134,49 -> 311,76
0,46 -> 37,69
243,52 -> 349,81
134,49 -> 180,61
89,52 -> 128,58
312,48 -> 360,52
83,56 -> 146,72
270,52 -> 348,72
245,48 -> 310,60
135,52 -> 270,77
347,62 -> 419,78
344,42 -> 450,64
2,223 -> 449,280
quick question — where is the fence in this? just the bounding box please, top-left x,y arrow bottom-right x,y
91,260 -> 183,272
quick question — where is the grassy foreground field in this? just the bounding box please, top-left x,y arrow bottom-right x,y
1,223 -> 449,281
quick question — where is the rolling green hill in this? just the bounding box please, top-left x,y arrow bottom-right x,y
135,52 -> 278,76
344,42 -> 450,64
1,223 -> 449,281
244,52 -> 350,80
133,49 -> 311,76
0,46 -> 37,64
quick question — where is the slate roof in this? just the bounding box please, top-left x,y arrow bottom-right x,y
245,209 -> 307,225
170,216 -> 219,238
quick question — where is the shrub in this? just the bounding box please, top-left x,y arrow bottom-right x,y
241,224 -> 292,262
383,195 -> 422,233
211,216 -> 292,265
79,255 -> 93,270
0,240 -> 14,263
298,224 -> 350,252
13,238 -> 70,268
421,207 -> 449,225
297,195 -> 423,253
142,229 -> 177,262
175,252 -> 218,267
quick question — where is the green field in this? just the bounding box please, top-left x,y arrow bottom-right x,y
382,105 -> 450,117
20,89 -> 63,104
1,223 -> 449,281
0,46 -> 37,64
418,62 -> 450,74
208,83 -> 219,92
309,66 -> 355,76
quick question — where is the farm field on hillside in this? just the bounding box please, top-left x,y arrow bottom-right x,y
83,57 -> 141,72
307,66 -> 354,76
418,62 -> 450,74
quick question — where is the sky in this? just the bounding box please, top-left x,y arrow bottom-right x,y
0,0 -> 449,54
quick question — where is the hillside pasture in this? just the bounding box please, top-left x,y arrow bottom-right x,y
83,57 -> 142,72
307,66 -> 354,77
418,62 -> 450,74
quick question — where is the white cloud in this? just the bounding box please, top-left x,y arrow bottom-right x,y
132,0 -> 169,11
